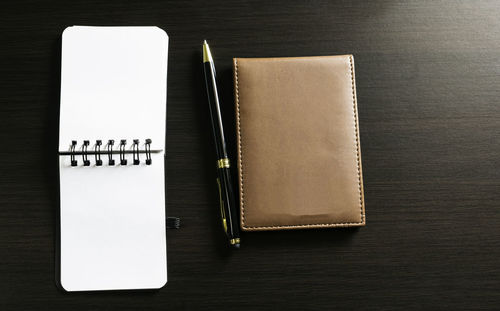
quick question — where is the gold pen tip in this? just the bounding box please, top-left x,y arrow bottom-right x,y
203,40 -> 212,63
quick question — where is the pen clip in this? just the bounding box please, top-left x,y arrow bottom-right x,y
216,177 -> 228,234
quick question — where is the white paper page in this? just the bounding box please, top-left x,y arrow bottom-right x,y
59,26 -> 168,151
58,26 -> 168,291
59,153 -> 166,291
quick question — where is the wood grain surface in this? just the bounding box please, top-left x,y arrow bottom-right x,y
0,0 -> 499,310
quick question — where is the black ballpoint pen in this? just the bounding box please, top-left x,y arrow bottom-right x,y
202,40 -> 241,248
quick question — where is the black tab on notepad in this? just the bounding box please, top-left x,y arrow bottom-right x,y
166,217 -> 180,229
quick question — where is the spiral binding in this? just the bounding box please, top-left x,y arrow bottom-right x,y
108,140 -> 115,166
70,141 -> 77,166
133,139 -> 140,165
65,139 -> 155,167
119,140 -> 127,165
145,139 -> 152,165
95,140 -> 102,166
82,140 -> 90,166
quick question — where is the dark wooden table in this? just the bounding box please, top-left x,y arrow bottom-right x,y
1,1 -> 499,310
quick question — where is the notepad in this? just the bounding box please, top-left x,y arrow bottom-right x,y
58,26 -> 168,291
233,56 -> 365,230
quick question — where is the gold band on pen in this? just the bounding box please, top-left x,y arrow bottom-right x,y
217,158 -> 230,168
230,238 -> 240,245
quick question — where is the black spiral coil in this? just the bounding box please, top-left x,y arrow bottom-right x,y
120,140 -> 127,165
67,139 -> 154,167
95,140 -> 102,166
108,140 -> 115,166
82,140 -> 90,166
145,139 -> 152,165
133,139 -> 140,165
70,141 -> 77,166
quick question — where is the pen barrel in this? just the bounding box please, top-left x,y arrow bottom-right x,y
217,165 -> 240,243
203,61 -> 228,160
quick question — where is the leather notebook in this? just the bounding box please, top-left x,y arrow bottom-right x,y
233,55 -> 365,231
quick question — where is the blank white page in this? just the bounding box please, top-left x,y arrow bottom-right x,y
58,26 -> 168,291
59,153 -> 166,291
59,26 -> 168,150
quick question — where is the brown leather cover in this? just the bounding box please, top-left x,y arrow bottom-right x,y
233,55 -> 365,231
